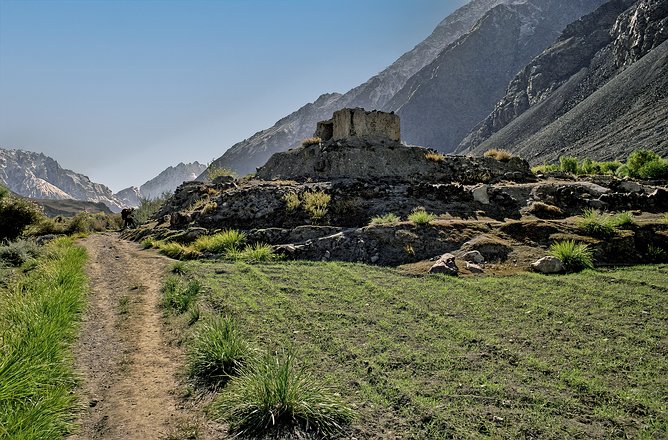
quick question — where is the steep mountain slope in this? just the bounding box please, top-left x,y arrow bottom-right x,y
459,0 -> 668,162
387,0 -> 607,152
0,148 -> 124,212
205,0 -> 518,176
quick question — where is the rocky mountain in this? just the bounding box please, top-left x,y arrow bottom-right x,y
387,0 -> 607,151
458,0 -> 668,162
205,0 -> 523,176
0,148 -> 125,212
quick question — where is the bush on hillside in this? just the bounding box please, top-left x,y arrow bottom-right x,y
0,238 -> 41,267
0,189 -> 44,241
134,193 -> 171,224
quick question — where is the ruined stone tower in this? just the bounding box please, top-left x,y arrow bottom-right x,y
314,108 -> 401,143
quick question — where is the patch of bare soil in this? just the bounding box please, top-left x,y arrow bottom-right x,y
69,233 -> 222,440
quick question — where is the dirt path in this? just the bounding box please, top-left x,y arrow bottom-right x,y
70,233 -> 195,440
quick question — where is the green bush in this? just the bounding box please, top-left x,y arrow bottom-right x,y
214,350 -> 353,438
611,211 -> 635,228
0,191 -> 44,241
577,209 -> 615,238
207,164 -> 237,181
302,190 -> 331,221
188,316 -> 253,388
408,207 -> 436,225
193,230 -> 246,254
550,240 -> 594,272
637,159 -> 668,179
559,156 -> 578,174
162,275 -> 201,313
531,163 -> 559,174
627,149 -> 660,175
134,193 -> 171,224
0,238 -> 41,267
370,213 -> 400,225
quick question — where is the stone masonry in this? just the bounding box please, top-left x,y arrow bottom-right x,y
314,108 -> 401,142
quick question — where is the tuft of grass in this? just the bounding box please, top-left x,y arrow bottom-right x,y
141,238 -> 157,249
239,243 -> 277,263
647,245 -> 667,263
484,148 -> 513,162
283,192 -> 301,212
159,241 -> 192,260
301,137 -> 322,147
369,213 -> 400,225
187,316 -> 253,389
187,305 -> 201,326
302,190 -> 331,221
193,230 -> 246,254
550,240 -> 594,272
213,350 -> 353,438
162,276 -> 201,313
0,237 -> 87,437
207,165 -> 237,181
425,152 -> 445,162
577,209 -> 615,238
408,207 -> 435,225
170,261 -> 187,275
611,211 -> 635,228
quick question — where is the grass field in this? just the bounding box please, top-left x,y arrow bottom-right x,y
184,261 -> 668,439
0,238 -> 87,439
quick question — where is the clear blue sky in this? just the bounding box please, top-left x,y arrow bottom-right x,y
0,0 -> 468,192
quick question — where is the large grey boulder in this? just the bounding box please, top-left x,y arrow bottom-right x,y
531,256 -> 564,274
429,253 -> 459,276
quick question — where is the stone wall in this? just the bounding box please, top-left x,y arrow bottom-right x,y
314,108 -> 400,142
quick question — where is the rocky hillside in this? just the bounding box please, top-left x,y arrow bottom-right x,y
0,148 -> 124,212
204,0 -> 525,176
459,0 -> 668,162
115,161 -> 207,206
388,0 -> 606,151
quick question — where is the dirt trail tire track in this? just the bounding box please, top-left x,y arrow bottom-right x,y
70,233 -> 188,440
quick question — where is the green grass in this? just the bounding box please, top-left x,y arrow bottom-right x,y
214,350 -> 354,438
577,209 -> 616,238
550,240 -> 594,272
408,207 -> 436,225
226,243 -> 278,263
302,190 -> 331,221
369,213 -> 400,225
162,275 -> 201,313
187,316 -> 253,389
0,237 -> 88,439
193,230 -> 246,254
188,260 -> 668,438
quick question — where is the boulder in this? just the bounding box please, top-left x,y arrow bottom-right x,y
461,250 -> 485,264
466,262 -> 485,273
429,253 -> 459,276
531,256 -> 564,274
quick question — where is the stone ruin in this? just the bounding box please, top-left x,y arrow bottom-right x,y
314,108 -> 401,143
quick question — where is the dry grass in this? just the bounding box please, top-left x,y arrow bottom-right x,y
425,152 -> 445,162
301,137 -> 322,147
484,148 -> 513,162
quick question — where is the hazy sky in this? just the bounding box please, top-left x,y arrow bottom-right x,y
0,0 -> 468,192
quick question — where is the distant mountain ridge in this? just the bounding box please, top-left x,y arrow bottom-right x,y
205,0 -> 605,176
458,0 -> 668,162
0,148 -> 125,212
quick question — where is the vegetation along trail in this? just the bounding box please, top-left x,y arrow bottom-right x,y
70,233 -> 190,440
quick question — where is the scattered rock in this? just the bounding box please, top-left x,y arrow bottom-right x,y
531,256 -> 564,274
429,253 -> 459,276
461,250 -> 485,264
466,262 -> 485,273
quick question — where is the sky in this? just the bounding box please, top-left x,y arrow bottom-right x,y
0,0 -> 468,192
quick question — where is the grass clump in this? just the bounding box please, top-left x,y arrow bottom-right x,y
141,238 -> 157,249
207,164 -> 237,181
214,351 -> 353,438
611,211 -> 635,228
550,240 -> 594,272
158,241 -> 192,260
0,237 -> 87,437
301,137 -> 322,147
283,192 -> 301,212
236,243 -> 278,263
188,316 -> 253,389
408,207 -> 435,225
162,275 -> 201,313
577,209 -> 615,238
484,148 -> 513,162
193,230 -> 246,254
647,245 -> 667,263
302,190 -> 331,221
369,213 -> 400,225
425,152 -> 445,162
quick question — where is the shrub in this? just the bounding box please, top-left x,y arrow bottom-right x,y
627,149 -> 660,176
158,241 -> 191,259
301,137 -> 322,147
188,316 -> 253,388
370,213 -> 400,225
527,202 -> 563,219
425,152 -> 445,162
611,211 -> 635,228
577,209 -> 615,238
532,163 -> 559,174
162,276 -> 201,313
408,207 -> 435,225
238,243 -> 277,263
559,156 -> 578,174
283,192 -> 301,212
194,230 -> 246,254
135,193 -> 171,224
550,240 -> 594,272
637,159 -> 668,179
208,165 -> 237,181
484,148 -> 513,162
0,192 -> 44,241
302,190 -> 331,221
214,350 -> 353,438
598,161 -> 622,175
0,238 -> 41,267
